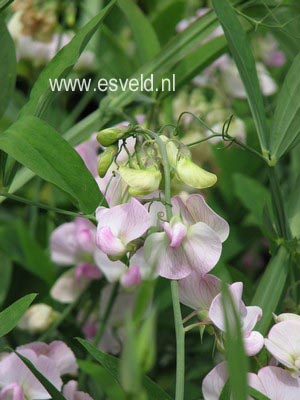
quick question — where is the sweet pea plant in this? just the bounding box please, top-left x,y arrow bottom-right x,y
1,0 -> 300,399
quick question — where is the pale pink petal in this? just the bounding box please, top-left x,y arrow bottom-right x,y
94,249 -> 127,282
179,273 -> 221,311
186,195 -> 230,242
0,383 -> 25,400
129,247 -> 157,280
96,198 -> 151,245
75,264 -> 101,280
75,134 -> 100,177
51,268 -> 89,304
97,170 -> 128,207
242,306 -> 262,333
63,380 -> 94,400
50,223 -> 77,265
265,320 -> 300,370
202,361 -> 228,400
184,222 -> 222,275
96,227 -> 126,257
243,331 -> 264,356
121,265 -> 142,288
144,232 -> 191,280
249,366 -> 300,400
74,218 -> 96,254
163,220 -> 187,248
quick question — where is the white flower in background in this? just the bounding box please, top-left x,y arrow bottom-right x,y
274,313 -> 300,323
265,320 -> 300,377
18,304 -> 59,333
209,282 -> 264,356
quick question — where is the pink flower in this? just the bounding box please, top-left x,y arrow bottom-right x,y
249,366 -> 300,399
50,218 -> 97,269
202,361 -> 228,400
144,195 -> 229,280
63,380 -> 93,400
96,199 -> 151,258
209,282 -> 263,356
75,134 -> 100,177
265,320 -> 300,377
179,273 -> 221,313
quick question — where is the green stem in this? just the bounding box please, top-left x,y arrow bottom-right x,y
0,192 -> 96,222
93,282 -> 119,346
136,128 -> 185,400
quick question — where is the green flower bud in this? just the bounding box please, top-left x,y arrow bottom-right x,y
97,145 -> 118,178
119,165 -> 162,196
176,157 -> 217,189
97,127 -> 129,147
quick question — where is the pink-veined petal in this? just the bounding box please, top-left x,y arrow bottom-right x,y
94,249 -> 127,282
96,226 -> 126,257
50,223 -> 77,265
202,361 -> 228,400
244,331 -> 264,356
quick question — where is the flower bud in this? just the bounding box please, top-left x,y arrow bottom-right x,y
97,145 -> 118,178
97,127 -> 129,147
176,157 -> 217,189
18,303 -> 59,333
119,166 -> 162,196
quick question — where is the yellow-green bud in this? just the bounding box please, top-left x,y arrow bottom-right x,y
97,127 -> 129,147
176,157 -> 217,189
97,145 -> 118,178
119,166 -> 162,196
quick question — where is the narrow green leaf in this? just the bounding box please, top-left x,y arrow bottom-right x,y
251,247 -> 289,335
20,0 -> 116,118
248,386 -> 271,400
222,283 -> 248,400
0,253 -> 12,307
212,0 -> 269,155
0,18 -> 16,118
0,293 -> 37,337
77,338 -> 172,400
219,379 -> 231,400
15,352 -> 67,400
118,0 -> 160,64
0,0 -> 13,12
269,51 -> 300,161
0,116 -> 102,213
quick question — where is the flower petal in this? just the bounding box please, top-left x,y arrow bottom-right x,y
94,249 -> 127,282
50,223 -> 77,265
244,331 -> 264,356
96,226 -> 127,257
202,361 -> 228,400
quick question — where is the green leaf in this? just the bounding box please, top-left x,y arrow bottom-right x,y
77,338 -> 172,400
269,51 -> 300,162
0,0 -> 13,13
222,282 -> 248,400
212,0 -> 269,155
0,116 -> 102,213
118,0 -> 160,64
219,380 -> 231,400
0,18 -> 16,119
248,386 -> 271,400
251,247 -> 289,335
20,0 -> 116,118
233,173 -> 272,229
0,222 -> 55,284
15,352 -> 67,400
0,293 -> 37,338
0,253 -> 12,307
78,360 -> 126,400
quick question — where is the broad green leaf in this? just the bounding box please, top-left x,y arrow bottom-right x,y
212,0 -> 269,155
248,387 -> 270,400
233,173 -> 272,228
77,338 -> 172,400
251,247 -> 289,335
222,283 -> 248,400
0,253 -> 12,307
15,352 -> 67,400
118,0 -> 160,64
0,116 -> 102,213
20,0 -> 116,118
78,360 -> 126,400
269,51 -> 300,162
0,222 -> 55,284
0,18 -> 16,119
0,293 -> 37,338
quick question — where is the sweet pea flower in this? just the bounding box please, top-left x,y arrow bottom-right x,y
18,304 -> 59,333
144,194 -> 229,280
96,198 -> 151,258
63,381 -> 93,400
265,320 -> 300,377
179,272 -> 221,316
209,282 -> 263,356
249,366 -> 300,400
75,134 -> 100,178
202,361 -> 228,400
